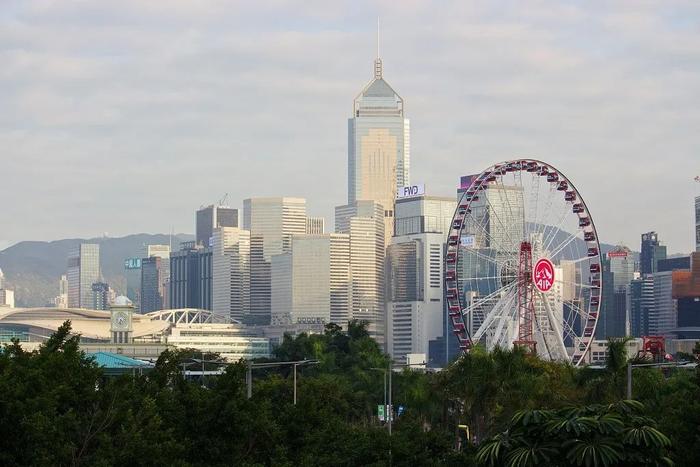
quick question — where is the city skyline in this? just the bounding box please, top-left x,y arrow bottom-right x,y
2,1 -> 700,254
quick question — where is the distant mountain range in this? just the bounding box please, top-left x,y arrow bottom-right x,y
0,228 -> 634,308
0,234 -> 193,307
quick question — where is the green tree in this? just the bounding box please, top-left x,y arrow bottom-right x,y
476,400 -> 673,467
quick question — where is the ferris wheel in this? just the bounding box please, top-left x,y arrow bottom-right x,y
444,159 -> 602,366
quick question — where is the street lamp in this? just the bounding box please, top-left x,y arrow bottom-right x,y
246,359 -> 319,404
626,361 -> 696,399
370,359 -> 427,436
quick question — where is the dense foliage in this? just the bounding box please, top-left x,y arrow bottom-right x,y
0,321 -> 697,466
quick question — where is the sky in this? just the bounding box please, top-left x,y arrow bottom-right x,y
1,0 -> 699,253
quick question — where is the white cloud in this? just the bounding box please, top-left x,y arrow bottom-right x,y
0,0 -> 699,253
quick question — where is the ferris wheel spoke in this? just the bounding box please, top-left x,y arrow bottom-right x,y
548,229 -> 584,260
459,275 -> 517,282
562,298 -> 594,321
492,176 -> 525,250
488,292 -> 519,350
532,183 -> 558,247
537,291 -> 568,360
528,168 -> 542,238
470,284 -> 517,339
464,281 -> 517,317
474,288 -> 518,346
560,312 -> 584,347
460,247 -> 509,270
480,189 -> 522,254
541,199 -> 575,255
465,198 -> 520,258
554,278 -> 595,290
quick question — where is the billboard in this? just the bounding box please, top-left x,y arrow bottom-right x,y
124,258 -> 142,270
460,235 -> 475,248
460,174 -> 478,191
396,184 -> 425,199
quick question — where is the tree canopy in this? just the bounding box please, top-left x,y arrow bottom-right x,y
0,321 -> 697,466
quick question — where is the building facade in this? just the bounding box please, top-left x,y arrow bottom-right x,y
212,227 -> 250,322
143,245 -> 171,309
167,323 -> 270,361
54,274 -> 68,308
630,276 -> 654,337
124,258 -> 142,311
305,216 -> 325,235
388,194 -> 456,362
0,269 -> 14,308
243,197 -> 307,324
640,232 -> 667,276
140,256 -> 166,313
196,205 -> 239,247
650,271 -> 674,336
335,200 -> 386,345
348,55 -> 410,245
66,243 -> 100,309
271,234 -> 350,326
169,242 -> 212,311
91,282 -> 110,311
696,195 -> 700,252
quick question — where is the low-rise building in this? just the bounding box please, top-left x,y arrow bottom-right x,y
0,304 -> 270,362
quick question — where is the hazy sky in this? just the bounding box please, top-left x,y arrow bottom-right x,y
1,1 -> 699,253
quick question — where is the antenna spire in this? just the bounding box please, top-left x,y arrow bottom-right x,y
374,16 -> 382,79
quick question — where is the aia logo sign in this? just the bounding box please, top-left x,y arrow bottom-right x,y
533,258 -> 555,293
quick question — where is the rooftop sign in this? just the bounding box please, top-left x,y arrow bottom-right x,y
396,184 -> 425,199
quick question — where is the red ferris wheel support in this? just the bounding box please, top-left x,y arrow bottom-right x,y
513,241 -> 537,353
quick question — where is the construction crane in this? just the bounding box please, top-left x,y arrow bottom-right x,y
218,193 -> 229,206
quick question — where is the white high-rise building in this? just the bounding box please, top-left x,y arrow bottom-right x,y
608,246 -> 635,291
348,54 -> 410,245
386,195 -> 457,361
305,217 -> 325,235
66,244 -> 100,308
0,268 -> 14,308
144,244 -> 171,260
54,274 -> 69,308
243,197 -> 307,324
212,227 -> 250,322
335,200 -> 385,345
271,234 -> 350,326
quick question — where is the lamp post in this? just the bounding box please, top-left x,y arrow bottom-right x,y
370,359 -> 427,436
625,361 -> 694,399
245,359 -> 318,404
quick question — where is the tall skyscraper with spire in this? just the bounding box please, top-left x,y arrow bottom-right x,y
348,53 -> 410,244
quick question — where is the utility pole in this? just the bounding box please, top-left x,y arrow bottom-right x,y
245,359 -> 317,401
246,361 -> 252,399
383,370 -> 387,420
626,361 -> 692,400
627,362 -> 632,399
293,363 -> 298,405
388,361 -> 393,436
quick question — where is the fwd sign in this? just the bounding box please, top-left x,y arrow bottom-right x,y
397,184 -> 425,199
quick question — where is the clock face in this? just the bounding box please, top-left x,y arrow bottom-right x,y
113,311 -> 129,330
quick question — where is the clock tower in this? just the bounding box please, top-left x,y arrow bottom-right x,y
110,296 -> 134,344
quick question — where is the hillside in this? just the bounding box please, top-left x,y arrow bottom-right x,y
0,234 -> 193,307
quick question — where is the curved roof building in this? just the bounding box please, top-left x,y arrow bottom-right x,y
0,307 -> 170,343
0,307 -> 270,362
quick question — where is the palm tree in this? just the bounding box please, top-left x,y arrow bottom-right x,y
476,400 -> 673,467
